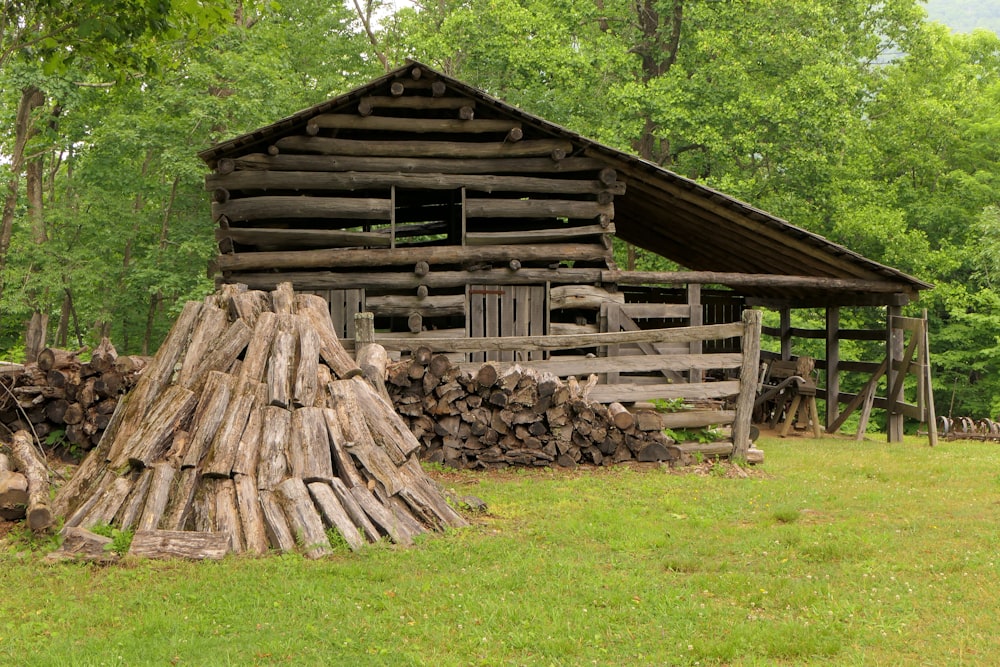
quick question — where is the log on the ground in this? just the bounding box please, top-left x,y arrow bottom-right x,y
128,530 -> 230,560
6,430 -> 52,531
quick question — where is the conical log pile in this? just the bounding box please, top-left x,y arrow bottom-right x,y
51,284 -> 467,558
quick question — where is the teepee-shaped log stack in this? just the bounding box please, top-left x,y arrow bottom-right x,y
51,283 -> 466,558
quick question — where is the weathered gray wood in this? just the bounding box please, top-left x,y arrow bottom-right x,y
215,478 -> 245,554
116,385 -> 197,469
293,317 -> 320,407
136,462 -> 176,532
465,223 -> 616,245
175,305 -> 228,388
44,527 -> 115,563
659,410 -> 736,428
257,406 -> 291,490
208,170 -> 624,197
550,285 -> 624,311
732,309 -> 762,461
295,293 -> 363,379
365,294 -> 465,318
219,226 -> 390,249
103,301 -> 201,467
276,477 -> 331,559
351,376 -> 421,461
201,383 -> 258,478
267,317 -> 296,408
289,407 -> 336,483
226,153 -> 606,175
218,242 -> 610,272
6,430 -> 52,531
128,530 -> 230,560
381,322 -> 744,353
237,311 -> 278,389
465,198 -> 611,220
226,289 -> 272,328
349,484 -> 417,545
159,468 -> 198,530
234,473 -> 269,555
307,482 -> 365,551
183,319 -> 253,394
181,371 -> 234,469
674,441 -> 735,458
225,267 -> 605,291
619,303 -> 692,319
0,469 -> 28,521
326,380 -> 403,494
325,477 -> 379,541
259,489 -> 297,552
78,474 -> 132,529
455,352 -> 743,378
231,384 -> 267,476
322,409 -> 366,489
587,381 -> 741,404
215,196 -> 392,223
357,342 -> 391,403
275,135 -> 572,159
398,457 -> 468,529
605,270 -> 912,293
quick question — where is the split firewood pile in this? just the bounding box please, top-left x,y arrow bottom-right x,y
48,283 -> 466,560
0,339 -> 146,452
386,352 -> 681,468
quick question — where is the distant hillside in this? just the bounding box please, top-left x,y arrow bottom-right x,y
924,0 -> 1000,33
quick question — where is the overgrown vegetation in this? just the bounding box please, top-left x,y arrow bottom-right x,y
0,3 -> 998,409
2,435 -> 999,664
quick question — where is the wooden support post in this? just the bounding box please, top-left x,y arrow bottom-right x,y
688,284 -> 702,383
887,305 -> 904,442
923,309 -> 938,447
780,308 -> 792,360
825,306 -> 840,431
733,309 -> 762,461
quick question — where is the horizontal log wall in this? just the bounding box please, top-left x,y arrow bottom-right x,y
212,68 -> 621,343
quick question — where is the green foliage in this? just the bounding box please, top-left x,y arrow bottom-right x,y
665,426 -> 724,445
88,522 -> 134,555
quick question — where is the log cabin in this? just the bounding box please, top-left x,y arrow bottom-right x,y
199,61 -> 933,441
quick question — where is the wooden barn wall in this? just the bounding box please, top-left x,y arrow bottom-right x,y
208,67 -> 625,351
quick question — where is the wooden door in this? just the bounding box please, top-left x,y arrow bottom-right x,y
467,285 -> 546,363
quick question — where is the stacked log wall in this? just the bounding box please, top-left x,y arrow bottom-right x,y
208,65 -> 621,345
0,340 -> 146,452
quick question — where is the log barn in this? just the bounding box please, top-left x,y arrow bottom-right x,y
199,61 -> 932,441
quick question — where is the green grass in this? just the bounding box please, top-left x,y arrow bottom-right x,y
3,434 -> 1000,665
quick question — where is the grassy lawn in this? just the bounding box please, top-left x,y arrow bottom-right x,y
3,434 -> 1000,665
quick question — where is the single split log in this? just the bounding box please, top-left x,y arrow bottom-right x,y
128,530 -> 230,560
0,451 -> 28,520
6,430 -> 52,531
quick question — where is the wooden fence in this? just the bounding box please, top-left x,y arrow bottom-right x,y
368,309 -> 763,459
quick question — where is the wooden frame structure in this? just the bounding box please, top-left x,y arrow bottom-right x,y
199,61 -> 932,439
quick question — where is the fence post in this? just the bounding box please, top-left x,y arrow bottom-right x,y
733,309 -> 762,461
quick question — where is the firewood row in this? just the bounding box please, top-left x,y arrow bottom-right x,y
50,283 -> 466,559
385,351 -> 680,469
0,339 -> 147,452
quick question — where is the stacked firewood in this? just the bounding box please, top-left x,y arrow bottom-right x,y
0,340 -> 146,452
50,283 -> 466,559
386,350 -> 678,469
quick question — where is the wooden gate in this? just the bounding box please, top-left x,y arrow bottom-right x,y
466,285 -> 546,363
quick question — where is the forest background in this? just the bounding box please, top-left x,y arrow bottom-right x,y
1,0 -> 998,426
